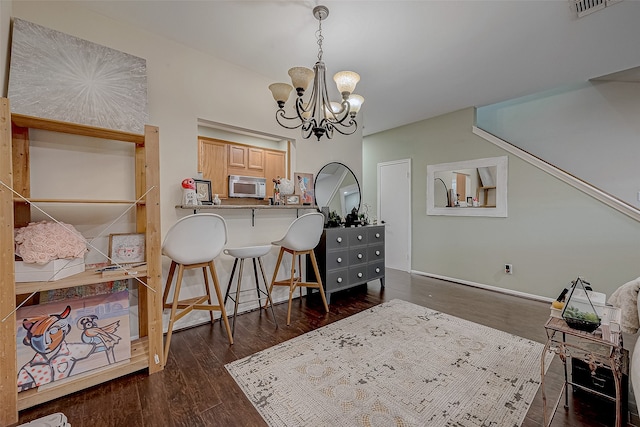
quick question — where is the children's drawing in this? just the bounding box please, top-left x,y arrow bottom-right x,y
16,291 -> 130,391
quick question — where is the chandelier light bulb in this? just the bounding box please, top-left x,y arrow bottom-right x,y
269,83 -> 293,108
288,67 -> 314,95
334,71 -> 360,98
348,94 -> 364,116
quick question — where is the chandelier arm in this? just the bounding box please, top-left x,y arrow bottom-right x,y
275,109 -> 304,130
329,119 -> 358,136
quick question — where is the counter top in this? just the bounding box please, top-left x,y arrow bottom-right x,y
176,204 -> 319,226
176,204 -> 318,210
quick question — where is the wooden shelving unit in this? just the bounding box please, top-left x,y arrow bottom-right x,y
0,98 -> 164,426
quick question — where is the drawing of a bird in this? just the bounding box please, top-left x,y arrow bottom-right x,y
77,315 -> 121,364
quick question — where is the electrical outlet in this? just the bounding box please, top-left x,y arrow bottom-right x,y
505,264 -> 513,274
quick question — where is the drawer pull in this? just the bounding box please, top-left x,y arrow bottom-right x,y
375,233 -> 380,238
375,267 -> 381,273
357,272 -> 363,278
336,237 -> 342,243
375,250 -> 380,256
357,235 -> 363,240
357,253 -> 363,259
337,257 -> 342,263
337,277 -> 343,283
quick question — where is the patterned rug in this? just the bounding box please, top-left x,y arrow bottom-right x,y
226,299 -> 549,427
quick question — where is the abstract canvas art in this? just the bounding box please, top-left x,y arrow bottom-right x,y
8,18 -> 148,134
16,290 -> 130,392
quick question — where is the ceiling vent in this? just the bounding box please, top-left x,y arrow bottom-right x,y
574,0 -> 622,17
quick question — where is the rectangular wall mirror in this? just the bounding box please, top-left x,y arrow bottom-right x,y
426,156 -> 508,217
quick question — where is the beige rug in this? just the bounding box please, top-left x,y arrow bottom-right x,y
226,299 -> 548,426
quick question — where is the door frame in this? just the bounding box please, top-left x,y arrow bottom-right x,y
377,158 -> 412,272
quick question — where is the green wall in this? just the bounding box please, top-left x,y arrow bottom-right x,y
363,108 -> 640,299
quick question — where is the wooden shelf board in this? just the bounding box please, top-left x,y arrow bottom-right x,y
14,198 -> 145,204
11,114 -> 145,144
17,337 -> 150,410
16,266 -> 148,295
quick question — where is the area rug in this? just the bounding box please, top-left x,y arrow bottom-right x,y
226,299 -> 549,427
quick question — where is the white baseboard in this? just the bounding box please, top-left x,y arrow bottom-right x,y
410,269 -> 554,303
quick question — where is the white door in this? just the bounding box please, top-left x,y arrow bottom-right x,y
377,159 -> 411,272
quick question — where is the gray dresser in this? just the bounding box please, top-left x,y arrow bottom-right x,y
308,225 -> 385,304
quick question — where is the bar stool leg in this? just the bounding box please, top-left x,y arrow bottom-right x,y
252,258 -> 262,307
231,258 -> 245,337
224,258 -> 239,305
202,265 -> 214,324
265,248 -> 285,309
258,257 -> 278,328
209,260 -> 233,345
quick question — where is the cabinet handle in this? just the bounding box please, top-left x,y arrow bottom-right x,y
375,267 -> 380,273
375,250 -> 380,256
337,237 -> 342,243
357,235 -> 363,240
337,277 -> 343,283
357,253 -> 363,259
375,233 -> 380,238
357,272 -> 363,278
337,257 -> 342,263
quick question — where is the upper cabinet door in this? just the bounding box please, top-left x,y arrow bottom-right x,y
248,148 -> 264,171
228,145 -> 246,168
199,138 -> 228,198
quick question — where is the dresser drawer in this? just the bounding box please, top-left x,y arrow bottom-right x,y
326,268 -> 349,291
368,261 -> 385,280
326,249 -> 349,271
349,247 -> 368,265
325,229 -> 349,250
367,245 -> 384,261
349,228 -> 368,246
368,226 -> 384,244
349,265 -> 368,283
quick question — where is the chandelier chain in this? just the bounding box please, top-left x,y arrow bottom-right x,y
316,19 -> 323,62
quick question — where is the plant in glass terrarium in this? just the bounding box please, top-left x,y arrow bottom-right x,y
561,277 -> 601,333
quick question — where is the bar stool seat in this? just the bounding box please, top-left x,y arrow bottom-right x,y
223,245 -> 278,337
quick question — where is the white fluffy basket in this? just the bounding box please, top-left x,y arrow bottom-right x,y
279,178 -> 295,195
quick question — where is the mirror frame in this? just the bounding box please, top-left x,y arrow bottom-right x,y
426,156 -> 508,217
314,162 -> 361,216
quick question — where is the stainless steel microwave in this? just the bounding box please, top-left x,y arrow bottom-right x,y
228,175 -> 266,199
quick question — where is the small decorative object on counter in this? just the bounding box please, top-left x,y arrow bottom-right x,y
561,277 -> 601,333
213,194 -> 221,205
181,178 -> 199,206
327,210 -> 342,228
345,207 -> 360,227
278,178 -> 294,196
273,177 -> 281,205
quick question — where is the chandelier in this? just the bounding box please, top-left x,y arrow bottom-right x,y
268,5 -> 364,141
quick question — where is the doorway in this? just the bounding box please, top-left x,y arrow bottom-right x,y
377,159 -> 411,272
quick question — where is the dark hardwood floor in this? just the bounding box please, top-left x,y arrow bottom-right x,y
16,269 -> 637,426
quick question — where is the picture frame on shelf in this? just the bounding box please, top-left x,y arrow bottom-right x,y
108,233 -> 145,264
294,172 -> 314,205
194,179 -> 213,205
285,194 -> 300,205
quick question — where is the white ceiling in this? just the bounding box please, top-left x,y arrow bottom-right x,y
79,0 -> 640,136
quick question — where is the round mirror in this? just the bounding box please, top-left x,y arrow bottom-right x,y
314,162 -> 360,217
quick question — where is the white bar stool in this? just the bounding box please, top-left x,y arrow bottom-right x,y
161,214 -> 233,362
264,212 -> 329,325
223,245 -> 278,337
